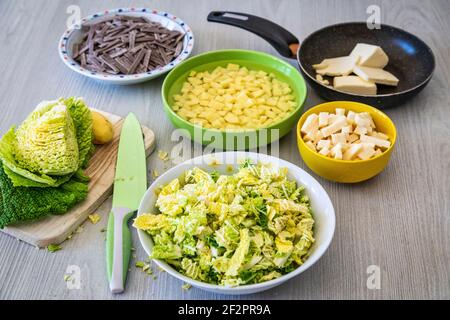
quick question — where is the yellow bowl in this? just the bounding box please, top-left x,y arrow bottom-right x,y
297,101 -> 397,183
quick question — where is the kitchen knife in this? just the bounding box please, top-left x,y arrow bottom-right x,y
106,113 -> 147,293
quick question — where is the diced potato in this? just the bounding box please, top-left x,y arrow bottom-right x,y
172,64 -> 296,130
267,97 -> 278,106
224,113 -> 240,124
211,118 -> 224,128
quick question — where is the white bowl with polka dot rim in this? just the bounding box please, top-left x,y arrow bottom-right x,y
58,8 -> 194,85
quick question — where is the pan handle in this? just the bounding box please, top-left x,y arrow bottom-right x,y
207,11 -> 299,58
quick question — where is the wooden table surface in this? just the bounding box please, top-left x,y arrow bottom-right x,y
0,0 -> 449,300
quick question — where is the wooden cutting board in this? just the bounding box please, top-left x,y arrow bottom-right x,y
1,110 -> 156,248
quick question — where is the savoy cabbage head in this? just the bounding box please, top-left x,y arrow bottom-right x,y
0,98 -> 94,187
15,101 -> 79,175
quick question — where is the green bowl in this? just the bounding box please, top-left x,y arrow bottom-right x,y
161,49 -> 307,150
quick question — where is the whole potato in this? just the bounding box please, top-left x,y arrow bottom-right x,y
91,110 -> 114,144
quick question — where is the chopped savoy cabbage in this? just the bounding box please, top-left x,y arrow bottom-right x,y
134,161 -> 315,286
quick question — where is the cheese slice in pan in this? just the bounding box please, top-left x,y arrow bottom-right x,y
350,43 -> 389,68
353,65 -> 399,86
333,75 -> 377,95
313,56 -> 358,76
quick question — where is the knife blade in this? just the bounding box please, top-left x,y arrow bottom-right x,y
106,113 -> 147,293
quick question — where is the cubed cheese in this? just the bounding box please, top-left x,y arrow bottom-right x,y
303,133 -> 313,142
303,130 -> 323,143
321,115 -> 347,137
355,114 -> 371,127
331,143 -> 344,156
343,143 -> 363,160
309,129 -> 324,143
329,114 -> 338,123
331,132 -> 347,145
317,139 -> 331,150
347,110 -> 357,123
341,125 -> 353,134
358,112 -> 375,127
373,131 -> 389,140
374,148 -> 383,156
360,134 -> 391,148
350,43 -> 389,68
333,76 -> 377,95
318,112 -> 330,127
357,143 -> 376,160
301,114 -> 319,134
353,65 -> 399,86
305,140 -> 316,151
354,126 -> 368,135
340,143 -> 351,151
334,148 -> 343,159
314,56 -> 358,76
301,107 -> 390,161
318,146 -> 330,156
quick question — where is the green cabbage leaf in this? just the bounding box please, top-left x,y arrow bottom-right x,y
0,163 -> 88,228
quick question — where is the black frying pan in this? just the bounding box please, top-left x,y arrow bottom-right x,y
207,11 -> 435,109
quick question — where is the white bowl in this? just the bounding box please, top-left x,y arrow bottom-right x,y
58,8 -> 194,85
137,152 -> 335,295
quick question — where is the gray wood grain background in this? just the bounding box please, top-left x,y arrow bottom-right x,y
0,0 -> 449,300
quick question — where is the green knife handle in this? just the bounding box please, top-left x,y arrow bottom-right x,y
106,207 -> 133,294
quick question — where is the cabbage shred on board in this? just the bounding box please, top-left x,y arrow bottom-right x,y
134,161 -> 315,286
